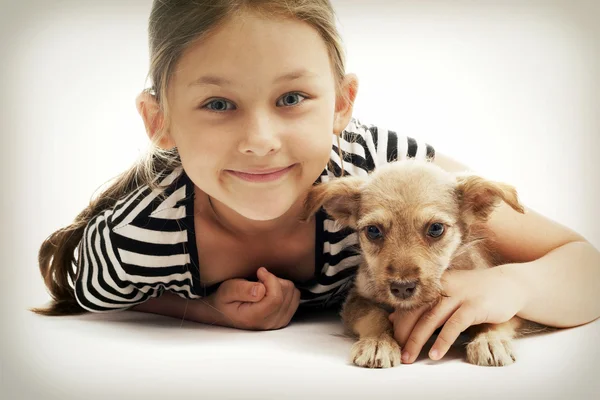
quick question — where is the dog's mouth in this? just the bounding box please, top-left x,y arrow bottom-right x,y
387,295 -> 422,311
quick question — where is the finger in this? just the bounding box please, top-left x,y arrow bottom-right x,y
252,267 -> 284,317
257,268 -> 284,301
402,298 -> 460,364
219,279 -> 265,304
391,305 -> 429,348
388,310 -> 397,323
429,305 -> 476,361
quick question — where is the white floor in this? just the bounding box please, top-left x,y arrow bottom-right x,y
2,1 -> 600,399
4,308 -> 600,400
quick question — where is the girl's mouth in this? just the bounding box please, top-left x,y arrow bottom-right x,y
227,164 -> 296,183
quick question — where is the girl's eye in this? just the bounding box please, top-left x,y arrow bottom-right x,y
203,99 -> 236,112
427,223 -> 445,238
365,225 -> 383,240
276,92 -> 306,107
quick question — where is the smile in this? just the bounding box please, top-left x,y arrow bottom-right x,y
226,164 -> 296,183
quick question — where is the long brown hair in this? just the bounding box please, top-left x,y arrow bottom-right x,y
32,0 -> 348,316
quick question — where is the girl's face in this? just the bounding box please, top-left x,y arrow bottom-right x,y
166,12 -> 353,221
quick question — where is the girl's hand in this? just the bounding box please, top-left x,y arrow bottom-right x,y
208,267 -> 301,330
389,266 -> 528,363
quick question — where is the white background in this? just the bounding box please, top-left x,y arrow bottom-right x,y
1,1 -> 599,399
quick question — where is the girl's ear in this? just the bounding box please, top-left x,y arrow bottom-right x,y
135,91 -> 175,149
333,73 -> 359,134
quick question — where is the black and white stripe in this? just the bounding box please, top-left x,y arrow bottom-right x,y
74,167 -> 201,312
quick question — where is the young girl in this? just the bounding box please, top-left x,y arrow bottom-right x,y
33,0 -> 600,365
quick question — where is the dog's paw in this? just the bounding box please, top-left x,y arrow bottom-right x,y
350,337 -> 402,368
466,334 -> 516,367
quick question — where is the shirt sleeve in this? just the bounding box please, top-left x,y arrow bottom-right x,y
74,209 -> 164,312
74,176 -> 201,313
334,118 -> 435,176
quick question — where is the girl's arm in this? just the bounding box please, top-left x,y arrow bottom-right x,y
435,153 -> 600,327
500,240 -> 600,327
131,269 -> 301,330
131,291 -> 227,325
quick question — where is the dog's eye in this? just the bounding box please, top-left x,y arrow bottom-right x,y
365,225 -> 383,240
427,223 -> 445,238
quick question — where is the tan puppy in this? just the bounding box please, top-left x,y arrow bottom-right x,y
302,159 -> 539,368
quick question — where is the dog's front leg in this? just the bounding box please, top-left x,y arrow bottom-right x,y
464,316 -> 524,366
341,291 -> 401,368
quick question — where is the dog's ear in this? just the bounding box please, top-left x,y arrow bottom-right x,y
455,174 -> 525,220
300,176 -> 365,228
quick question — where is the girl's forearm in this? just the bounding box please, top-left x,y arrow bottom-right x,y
131,292 -> 227,326
502,241 -> 600,328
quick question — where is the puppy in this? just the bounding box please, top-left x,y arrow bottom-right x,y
302,159 -> 540,368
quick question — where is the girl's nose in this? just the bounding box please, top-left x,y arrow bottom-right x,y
238,114 -> 282,157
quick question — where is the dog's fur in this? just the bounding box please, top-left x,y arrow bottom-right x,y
302,159 -> 541,368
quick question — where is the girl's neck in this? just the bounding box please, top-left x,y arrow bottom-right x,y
196,189 -> 309,239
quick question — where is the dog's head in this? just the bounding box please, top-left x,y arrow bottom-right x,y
301,159 -> 524,310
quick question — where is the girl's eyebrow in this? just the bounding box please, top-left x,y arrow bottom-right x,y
273,69 -> 318,83
188,69 -> 319,88
188,75 -> 232,88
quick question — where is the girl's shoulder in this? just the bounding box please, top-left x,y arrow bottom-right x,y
323,117 -> 436,180
108,165 -> 190,231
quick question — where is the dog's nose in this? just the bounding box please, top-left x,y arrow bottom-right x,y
390,281 -> 418,300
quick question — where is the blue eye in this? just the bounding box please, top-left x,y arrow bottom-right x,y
276,92 -> 306,107
204,98 -> 236,112
365,225 -> 383,240
427,223 -> 445,238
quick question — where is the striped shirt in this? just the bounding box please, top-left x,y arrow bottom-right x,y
74,118 -> 435,312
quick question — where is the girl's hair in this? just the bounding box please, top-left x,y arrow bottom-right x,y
32,0 -> 348,316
